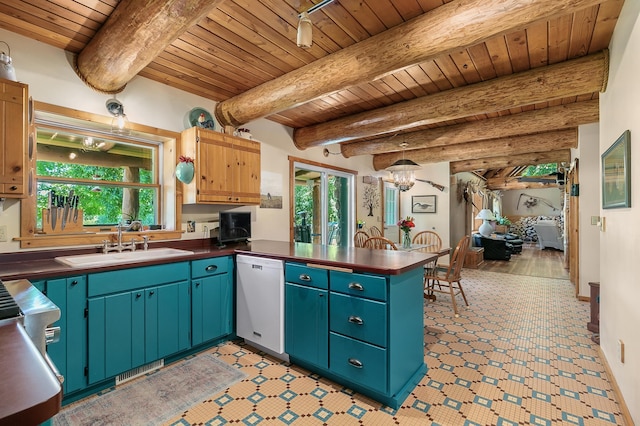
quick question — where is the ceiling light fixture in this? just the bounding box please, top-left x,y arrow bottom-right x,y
105,97 -> 130,135
386,142 -> 421,192
297,0 -> 335,48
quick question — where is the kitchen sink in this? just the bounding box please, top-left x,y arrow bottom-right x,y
55,248 -> 195,268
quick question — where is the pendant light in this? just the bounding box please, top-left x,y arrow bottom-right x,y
0,41 -> 17,82
105,97 -> 130,135
386,142 -> 421,192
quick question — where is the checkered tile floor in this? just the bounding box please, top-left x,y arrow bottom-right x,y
167,269 -> 624,425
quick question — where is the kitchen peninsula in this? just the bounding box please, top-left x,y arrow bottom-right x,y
236,240 -> 435,409
0,239 -> 436,411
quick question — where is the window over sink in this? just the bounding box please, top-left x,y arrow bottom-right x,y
18,102 -> 182,249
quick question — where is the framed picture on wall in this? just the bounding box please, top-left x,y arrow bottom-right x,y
602,130 -> 631,209
412,195 -> 436,213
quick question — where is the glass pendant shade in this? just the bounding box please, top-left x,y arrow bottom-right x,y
106,97 -> 130,135
387,158 -> 420,192
297,12 -> 313,48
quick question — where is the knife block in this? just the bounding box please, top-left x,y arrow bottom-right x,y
42,209 -> 84,234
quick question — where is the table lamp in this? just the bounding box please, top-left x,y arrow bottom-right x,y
476,209 -> 496,237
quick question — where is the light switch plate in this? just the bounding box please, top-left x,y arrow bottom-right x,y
591,216 -> 600,226
0,225 -> 7,242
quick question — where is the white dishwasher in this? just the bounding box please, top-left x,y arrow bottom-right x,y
236,255 -> 287,359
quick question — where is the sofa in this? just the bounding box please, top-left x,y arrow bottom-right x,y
472,234 -> 513,261
533,220 -> 564,250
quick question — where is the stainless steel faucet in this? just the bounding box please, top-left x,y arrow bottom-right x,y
101,221 -> 140,253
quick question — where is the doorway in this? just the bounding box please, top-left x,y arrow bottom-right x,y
290,158 -> 356,246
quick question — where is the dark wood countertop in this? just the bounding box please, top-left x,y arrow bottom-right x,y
236,240 -> 437,275
0,239 -> 436,280
0,322 -> 62,426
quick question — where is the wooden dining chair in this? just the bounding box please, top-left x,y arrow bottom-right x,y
412,230 -> 442,251
354,230 -> 370,248
368,226 -> 383,237
424,235 -> 471,317
412,230 -> 443,273
363,236 -> 398,250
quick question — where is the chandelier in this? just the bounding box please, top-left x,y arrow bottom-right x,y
386,142 -> 421,192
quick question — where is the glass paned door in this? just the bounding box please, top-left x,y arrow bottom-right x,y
293,163 -> 354,246
383,182 -> 399,244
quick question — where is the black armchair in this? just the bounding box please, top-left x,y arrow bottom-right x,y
472,234 -> 513,261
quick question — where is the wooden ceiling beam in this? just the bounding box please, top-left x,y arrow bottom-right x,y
340,99 -> 598,157
450,150 -> 572,174
486,180 -> 560,191
373,129 -> 577,170
297,51 -> 607,149
74,0 -> 222,93
214,0 -> 604,128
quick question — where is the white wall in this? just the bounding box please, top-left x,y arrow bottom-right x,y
598,1 -> 640,420
502,188 -> 563,218
400,163 -> 451,251
576,123 -> 601,298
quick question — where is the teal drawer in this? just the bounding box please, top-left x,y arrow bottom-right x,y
330,292 -> 387,347
330,271 -> 387,301
330,332 -> 387,393
285,263 -> 328,290
88,262 -> 189,297
191,256 -> 230,278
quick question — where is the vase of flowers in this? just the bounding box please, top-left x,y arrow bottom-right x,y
398,216 -> 415,249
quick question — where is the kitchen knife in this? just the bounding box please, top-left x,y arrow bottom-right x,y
61,191 -> 71,230
51,192 -> 57,230
72,195 -> 79,223
46,191 -> 51,224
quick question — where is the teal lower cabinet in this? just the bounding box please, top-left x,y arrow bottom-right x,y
191,256 -> 234,346
284,263 -> 329,369
284,263 -> 426,409
285,282 -> 329,368
87,263 -> 190,384
33,276 -> 87,395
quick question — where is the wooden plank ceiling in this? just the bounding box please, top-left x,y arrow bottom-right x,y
0,0 -> 625,190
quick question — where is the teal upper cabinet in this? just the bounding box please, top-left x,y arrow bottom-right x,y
191,256 -> 234,346
87,262 -> 190,384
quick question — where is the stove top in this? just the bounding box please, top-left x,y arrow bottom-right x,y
0,280 -> 21,320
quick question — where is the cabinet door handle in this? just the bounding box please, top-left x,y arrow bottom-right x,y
70,280 -> 78,286
348,315 -> 364,325
299,274 -> 311,282
149,291 -> 155,296
348,282 -> 364,291
348,358 -> 363,368
205,265 -> 218,272
136,293 -> 141,298
195,281 -> 200,287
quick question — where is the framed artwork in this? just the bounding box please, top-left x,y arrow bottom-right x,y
602,130 -> 631,209
412,195 -> 436,213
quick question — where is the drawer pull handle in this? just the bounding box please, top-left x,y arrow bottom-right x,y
348,282 -> 364,291
299,274 -> 311,281
205,265 -> 218,272
348,316 -> 364,325
348,358 -> 363,368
